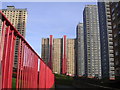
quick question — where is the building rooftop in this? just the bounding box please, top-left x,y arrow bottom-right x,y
2,6 -> 27,11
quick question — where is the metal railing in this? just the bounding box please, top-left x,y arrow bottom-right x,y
0,11 -> 54,89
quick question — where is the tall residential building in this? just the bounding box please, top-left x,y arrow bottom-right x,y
52,38 -> 62,74
83,5 -> 101,79
98,2 -> 115,80
41,36 -> 62,74
41,38 -> 49,64
2,6 -> 27,69
41,35 -> 75,76
76,23 -> 85,76
67,39 -> 75,76
110,1 -> 120,79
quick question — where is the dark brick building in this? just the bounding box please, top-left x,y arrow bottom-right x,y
110,1 -> 120,79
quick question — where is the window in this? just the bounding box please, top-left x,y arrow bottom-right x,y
112,13 -> 115,17
116,3 -> 119,8
114,42 -> 118,46
113,16 -> 115,20
112,8 -> 115,13
114,33 -> 117,38
118,31 -> 120,34
115,51 -> 118,56
113,24 -> 116,29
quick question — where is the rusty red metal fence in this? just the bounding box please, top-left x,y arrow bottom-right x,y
0,11 -> 54,89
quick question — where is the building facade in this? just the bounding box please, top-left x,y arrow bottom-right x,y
110,1 -> 120,79
41,35 -> 75,76
98,2 -> 115,80
67,39 -> 75,76
76,23 -> 85,76
41,36 -> 62,74
52,38 -> 62,74
41,38 -> 49,64
83,5 -> 101,79
1,6 -> 27,69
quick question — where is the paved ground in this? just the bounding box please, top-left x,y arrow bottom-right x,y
72,81 -> 119,90
55,82 -> 119,90
55,84 -> 75,88
55,84 -> 76,89
55,83 -> 99,89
